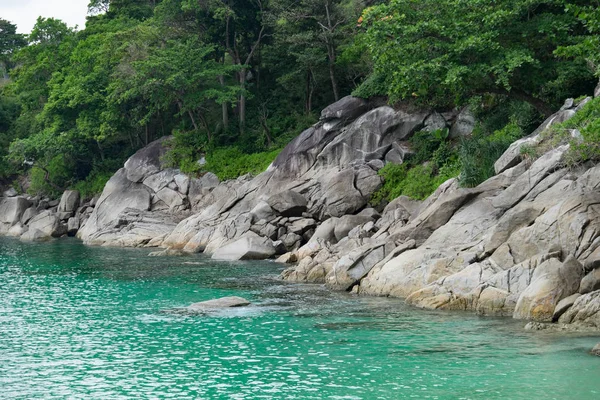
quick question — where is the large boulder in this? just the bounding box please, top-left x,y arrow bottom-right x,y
211,235 -> 276,261
513,256 -> 584,322
559,290 -> 600,328
320,96 -> 369,122
449,108 -> 475,138
0,196 -> 31,233
77,168 -> 151,242
315,106 -> 427,169
123,137 -> 170,183
333,214 -> 374,242
57,190 -> 80,216
579,268 -> 600,294
28,211 -> 66,238
266,190 -> 307,217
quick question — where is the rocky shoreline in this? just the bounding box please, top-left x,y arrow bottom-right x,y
1,94 -> 600,352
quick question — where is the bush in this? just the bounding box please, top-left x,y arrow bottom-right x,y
27,155 -> 73,198
458,122 -> 524,187
203,147 -> 282,181
72,170 -> 112,200
371,158 -> 460,204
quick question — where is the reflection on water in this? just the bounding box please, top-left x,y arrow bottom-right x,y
0,237 -> 599,399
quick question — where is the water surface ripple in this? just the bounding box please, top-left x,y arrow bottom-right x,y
0,238 -> 598,399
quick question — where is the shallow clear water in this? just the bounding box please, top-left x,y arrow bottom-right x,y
0,238 -> 598,399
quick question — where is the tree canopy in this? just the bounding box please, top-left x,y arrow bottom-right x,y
0,0 -> 598,195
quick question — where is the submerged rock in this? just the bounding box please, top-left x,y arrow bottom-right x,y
165,296 -> 251,315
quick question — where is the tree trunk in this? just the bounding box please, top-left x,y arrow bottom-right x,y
239,68 -> 247,133
218,75 -> 229,131
328,61 -> 339,102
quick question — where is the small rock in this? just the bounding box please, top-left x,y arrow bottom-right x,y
552,293 -> 581,322
187,296 -> 250,310
67,217 -> 80,236
3,187 -> 18,197
148,248 -> 186,257
592,343 -> 600,357
579,268 -> 600,294
276,252 -> 297,264
560,98 -> 574,110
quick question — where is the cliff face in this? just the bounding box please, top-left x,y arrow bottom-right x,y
2,92 -> 600,328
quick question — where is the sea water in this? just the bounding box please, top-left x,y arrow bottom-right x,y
0,238 -> 598,399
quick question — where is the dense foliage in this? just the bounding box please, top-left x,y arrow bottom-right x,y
0,0 -> 598,199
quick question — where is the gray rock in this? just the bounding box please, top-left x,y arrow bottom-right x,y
3,187 -> 17,197
320,96 -> 369,122
7,223 -> 27,237
20,228 -> 51,242
334,214 -> 373,242
288,218 -> 317,235
0,197 -> 31,232
579,268 -> 600,294
559,290 -> 600,328
124,137 -> 170,183
67,217 -> 80,236
514,256 -> 584,322
57,190 -> 80,216
592,343 -> 600,357
187,296 -> 250,311
552,293 -> 581,322
449,108 -> 475,138
267,190 -> 307,217
423,112 -> 447,132
282,233 -> 303,249
27,210 -> 65,238
211,236 -> 276,261
250,201 -> 276,222
77,168 -> 152,243
595,80 -> 600,98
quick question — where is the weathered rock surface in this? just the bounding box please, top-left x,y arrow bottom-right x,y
211,235 -> 277,261
0,197 -> 31,233
592,343 -> 600,356
58,190 -> 80,217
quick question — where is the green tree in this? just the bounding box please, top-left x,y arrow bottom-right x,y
0,19 -> 26,78
357,0 -> 595,116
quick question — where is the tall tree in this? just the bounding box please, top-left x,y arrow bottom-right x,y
0,19 -> 26,79
357,0 -> 595,116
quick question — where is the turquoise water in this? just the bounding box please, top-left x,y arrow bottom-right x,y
0,238 -> 598,399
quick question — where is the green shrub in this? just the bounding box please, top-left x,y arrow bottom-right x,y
203,147 -> 282,181
27,155 -> 73,198
371,158 -> 460,204
458,122 -> 524,187
72,170 -> 112,200
162,129 -> 208,175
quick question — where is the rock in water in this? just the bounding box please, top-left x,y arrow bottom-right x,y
164,296 -> 251,315
188,296 -> 251,310
592,343 -> 600,357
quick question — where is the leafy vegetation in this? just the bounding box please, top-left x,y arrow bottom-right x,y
0,0 -> 598,200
